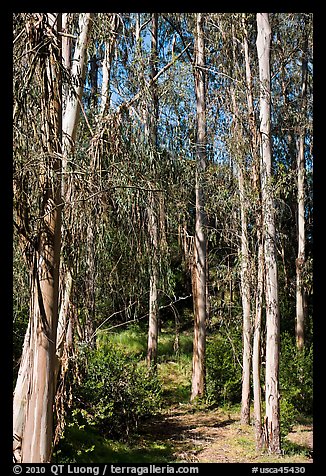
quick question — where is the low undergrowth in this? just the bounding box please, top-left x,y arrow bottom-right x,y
54,326 -> 313,463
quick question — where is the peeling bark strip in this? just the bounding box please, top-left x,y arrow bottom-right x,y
256,13 -> 281,454
13,13 -> 62,463
13,13 -> 93,463
191,13 -> 207,401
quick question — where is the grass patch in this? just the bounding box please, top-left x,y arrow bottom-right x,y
97,327 -> 193,364
98,325 -> 147,358
158,360 -> 192,406
157,331 -> 193,363
156,331 -> 193,406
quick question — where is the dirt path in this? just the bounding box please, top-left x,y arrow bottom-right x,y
139,405 -> 313,464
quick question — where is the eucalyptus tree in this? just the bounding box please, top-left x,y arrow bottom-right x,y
99,14 -> 120,115
13,12 -> 94,461
226,14 -> 253,426
146,13 -> 160,369
270,14 -> 313,350
256,13 -> 281,454
59,11 -> 93,348
204,12 -> 255,423
13,13 -> 63,462
242,13 -> 264,449
295,17 -> 310,352
102,13 -> 194,369
191,12 -> 208,401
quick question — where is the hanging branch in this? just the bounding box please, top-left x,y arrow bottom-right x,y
117,42 -> 191,114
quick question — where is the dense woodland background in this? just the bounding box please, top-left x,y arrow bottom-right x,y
13,12 -> 313,464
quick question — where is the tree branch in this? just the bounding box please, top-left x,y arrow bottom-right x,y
117,42 -> 191,113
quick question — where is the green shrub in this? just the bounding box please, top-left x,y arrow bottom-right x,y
279,333 -> 313,435
206,332 -> 242,405
68,343 -> 161,440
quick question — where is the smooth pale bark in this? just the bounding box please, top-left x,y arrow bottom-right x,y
62,13 -> 93,172
253,237 -> 264,450
229,76 -> 251,424
242,13 -> 263,445
295,134 -> 305,351
55,265 -> 73,363
59,12 -> 93,347
230,24 -> 252,424
256,13 -> 281,454
295,35 -> 308,352
191,13 -> 207,401
16,13 -> 62,463
13,320 -> 31,462
146,13 -> 160,370
146,193 -> 159,369
62,14 -> 72,69
239,165 -> 252,425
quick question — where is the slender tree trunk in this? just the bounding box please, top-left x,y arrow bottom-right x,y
295,33 -> 308,352
230,24 -> 252,424
191,13 -> 207,401
242,13 -> 263,444
55,265 -> 73,366
256,13 -> 281,455
239,165 -> 252,425
84,221 -> 96,345
62,13 -> 93,164
146,13 -> 159,370
147,192 -> 159,369
13,320 -> 31,462
253,234 -> 264,450
59,12 -> 93,347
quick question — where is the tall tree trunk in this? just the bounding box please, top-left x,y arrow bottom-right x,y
146,13 -> 160,370
147,192 -> 159,369
253,234 -> 264,450
191,13 -> 207,401
17,13 -> 62,462
256,13 -> 281,454
295,31 -> 308,352
13,13 -> 92,462
230,21 -> 252,425
239,164 -> 252,425
242,13 -> 263,445
59,12 -> 92,347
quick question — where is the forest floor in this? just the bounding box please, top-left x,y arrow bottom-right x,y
68,400 -> 313,464
57,329 -> 313,464
140,356 -> 313,464
136,403 -> 313,464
